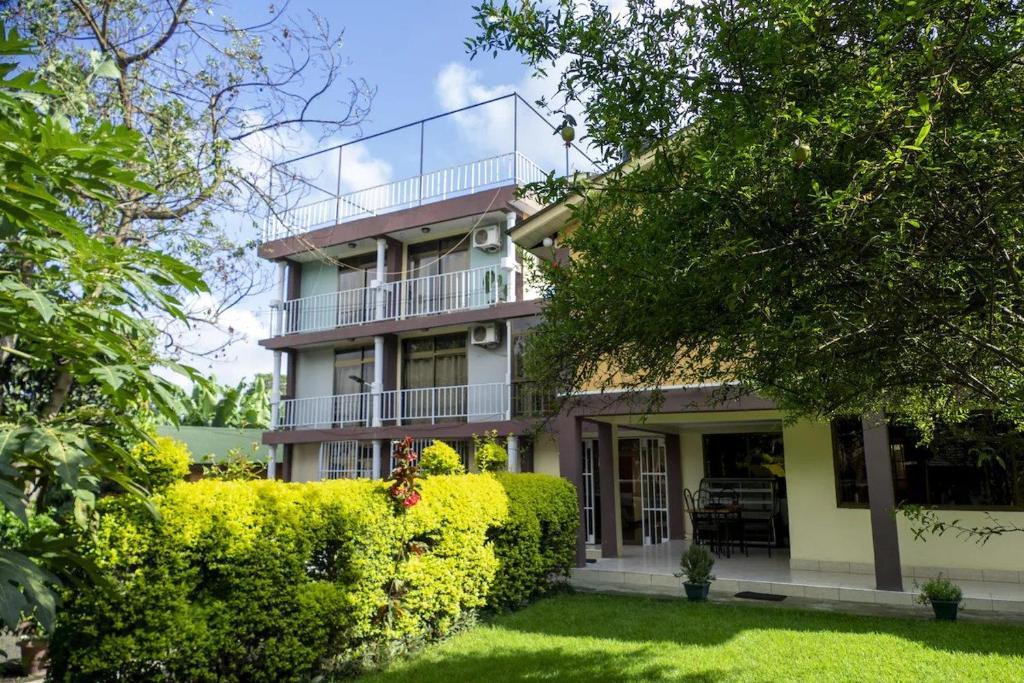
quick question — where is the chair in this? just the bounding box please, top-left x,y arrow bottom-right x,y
684,488 -> 723,556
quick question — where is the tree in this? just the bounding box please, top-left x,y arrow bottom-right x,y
470,0 -> 1024,428
179,375 -> 271,429
0,24 -> 206,631
3,0 -> 373,358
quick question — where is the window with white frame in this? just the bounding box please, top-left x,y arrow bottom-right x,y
319,440 -> 373,479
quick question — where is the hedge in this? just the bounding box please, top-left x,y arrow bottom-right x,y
47,473 -> 576,681
490,473 -> 579,610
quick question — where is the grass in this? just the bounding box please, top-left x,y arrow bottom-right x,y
359,592 -> 1024,682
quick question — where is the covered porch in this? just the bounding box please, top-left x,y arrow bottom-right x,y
573,540 -> 1024,614
555,387 -> 990,597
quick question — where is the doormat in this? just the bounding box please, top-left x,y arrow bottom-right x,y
735,591 -> 786,602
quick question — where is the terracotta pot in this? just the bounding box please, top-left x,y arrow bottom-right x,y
20,637 -> 49,675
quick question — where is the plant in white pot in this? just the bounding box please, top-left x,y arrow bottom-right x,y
675,544 -> 715,602
916,575 -> 963,621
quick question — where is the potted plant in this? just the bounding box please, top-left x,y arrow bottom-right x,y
16,616 -> 49,675
675,544 -> 715,602
916,575 -> 963,621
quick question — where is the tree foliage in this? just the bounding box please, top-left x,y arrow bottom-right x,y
178,374 -> 271,429
0,24 -> 206,631
3,0 -> 373,357
471,0 -> 1024,426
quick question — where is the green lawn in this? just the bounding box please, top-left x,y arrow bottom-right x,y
359,592 -> 1024,682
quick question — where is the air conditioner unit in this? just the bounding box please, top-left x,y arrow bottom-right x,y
472,225 -> 502,253
470,323 -> 501,348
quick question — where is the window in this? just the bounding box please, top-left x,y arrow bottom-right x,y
401,334 -> 468,422
832,415 -> 1024,508
337,257 -> 377,326
334,347 -> 373,426
406,237 -> 470,315
703,432 -> 786,479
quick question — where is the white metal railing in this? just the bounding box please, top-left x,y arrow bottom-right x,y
277,393 -> 370,429
263,152 -> 544,242
273,265 -> 507,336
379,383 -> 509,425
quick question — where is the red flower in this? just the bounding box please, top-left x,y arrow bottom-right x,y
403,490 -> 421,508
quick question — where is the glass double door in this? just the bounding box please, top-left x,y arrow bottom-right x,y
618,437 -> 669,546
400,333 -> 467,422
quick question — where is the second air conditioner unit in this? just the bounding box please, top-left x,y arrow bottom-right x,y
470,323 -> 501,348
472,225 -> 502,253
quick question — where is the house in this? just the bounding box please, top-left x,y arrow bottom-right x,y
509,161 -> 1024,610
260,95 -> 1024,610
259,94 -> 586,482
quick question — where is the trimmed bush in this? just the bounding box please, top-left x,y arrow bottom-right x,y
490,473 -> 578,610
473,430 -> 508,472
132,435 -> 191,490
47,472 -> 576,681
419,440 -> 465,475
48,476 -> 506,681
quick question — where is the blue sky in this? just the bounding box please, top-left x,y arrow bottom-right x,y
195,0 -> 561,386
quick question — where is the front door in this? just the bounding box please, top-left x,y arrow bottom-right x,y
619,437 -> 669,546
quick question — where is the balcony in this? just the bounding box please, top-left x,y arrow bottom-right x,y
274,382 -> 550,430
272,264 -> 511,336
264,93 -> 597,244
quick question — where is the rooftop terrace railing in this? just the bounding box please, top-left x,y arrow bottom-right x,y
264,93 -> 597,243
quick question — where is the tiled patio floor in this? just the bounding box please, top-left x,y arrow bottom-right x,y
572,540 -> 1024,613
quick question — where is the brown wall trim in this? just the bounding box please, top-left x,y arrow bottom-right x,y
563,386 -> 777,419
260,299 -> 542,350
262,418 -> 539,446
258,186 -> 519,260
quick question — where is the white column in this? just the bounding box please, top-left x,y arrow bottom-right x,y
504,319 -> 514,420
507,434 -> 520,473
373,237 -> 387,321
268,261 -> 287,480
371,335 -> 384,427
502,212 -> 518,303
372,439 -> 383,479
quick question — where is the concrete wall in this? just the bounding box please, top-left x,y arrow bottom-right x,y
533,431 -> 560,476
467,341 -> 507,422
785,420 -> 1024,577
299,260 -> 338,297
291,442 -> 321,482
294,347 -> 334,400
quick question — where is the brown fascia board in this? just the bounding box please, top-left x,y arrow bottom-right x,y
563,385 -> 777,419
259,299 -> 542,351
510,148 -> 661,249
258,186 -> 519,260
262,418 -> 541,445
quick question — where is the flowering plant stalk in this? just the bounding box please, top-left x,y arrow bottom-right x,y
387,436 -> 422,509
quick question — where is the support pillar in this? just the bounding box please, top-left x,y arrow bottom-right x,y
268,261 -> 286,480
503,212 -> 518,303
666,433 -> 685,540
557,413 -> 586,567
862,413 -> 904,591
507,434 -> 520,473
372,439 -> 383,480
597,422 -> 618,559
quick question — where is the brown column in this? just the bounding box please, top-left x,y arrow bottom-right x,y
597,422 -> 618,559
557,413 -> 586,567
862,414 -> 904,591
666,433 -> 685,540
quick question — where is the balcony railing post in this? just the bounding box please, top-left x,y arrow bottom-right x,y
335,145 -> 343,224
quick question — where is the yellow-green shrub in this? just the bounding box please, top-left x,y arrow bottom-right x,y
132,435 -> 191,489
490,473 -> 579,610
47,473 -> 575,680
419,440 -> 465,475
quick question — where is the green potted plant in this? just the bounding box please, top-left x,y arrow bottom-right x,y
916,575 -> 963,621
675,544 -> 715,602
